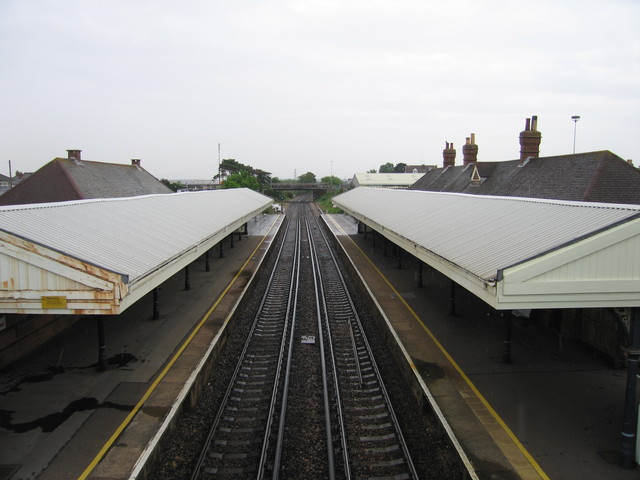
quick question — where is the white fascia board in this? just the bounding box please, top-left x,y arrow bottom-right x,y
0,233 -> 120,291
498,218 -> 640,309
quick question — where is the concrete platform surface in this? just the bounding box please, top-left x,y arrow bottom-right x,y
323,213 -> 640,480
0,214 -> 282,480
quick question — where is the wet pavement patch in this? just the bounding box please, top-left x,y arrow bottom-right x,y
0,366 -> 66,395
0,465 -> 19,480
0,397 -> 133,433
414,360 -> 445,380
107,352 -> 138,368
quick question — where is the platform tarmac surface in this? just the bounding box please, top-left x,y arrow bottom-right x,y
0,213 -> 283,480
0,212 -> 638,479
324,213 -> 640,480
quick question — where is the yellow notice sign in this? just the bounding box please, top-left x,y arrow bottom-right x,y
41,296 -> 68,309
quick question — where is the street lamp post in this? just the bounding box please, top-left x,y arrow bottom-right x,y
571,115 -> 580,154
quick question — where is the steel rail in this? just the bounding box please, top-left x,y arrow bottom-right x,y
189,217 -> 292,480
305,214 -> 338,480
258,217 -> 302,479
307,213 -> 352,480
314,213 -> 419,479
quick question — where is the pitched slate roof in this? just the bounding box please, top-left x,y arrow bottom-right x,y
409,151 -> 640,205
0,157 -> 172,206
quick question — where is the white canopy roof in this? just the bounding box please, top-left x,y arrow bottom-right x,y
0,189 -> 272,314
333,187 -> 640,309
351,173 -> 424,188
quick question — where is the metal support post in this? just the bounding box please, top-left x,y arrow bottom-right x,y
97,317 -> 107,371
364,226 -> 368,240
416,260 -> 423,287
205,250 -> 210,272
449,280 -> 456,316
372,230 -> 376,247
230,233 -> 234,248
153,287 -> 160,320
383,238 -> 388,257
219,241 -> 224,258
397,248 -> 402,269
502,310 -> 512,364
620,307 -> 640,468
184,265 -> 190,291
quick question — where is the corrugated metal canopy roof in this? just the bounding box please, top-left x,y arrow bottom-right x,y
333,188 -> 640,309
334,188 -> 640,280
351,173 -> 424,188
0,189 -> 271,284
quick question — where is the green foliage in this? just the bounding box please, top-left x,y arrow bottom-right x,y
298,171 -> 317,183
393,162 -> 407,173
215,158 -> 272,190
367,168 -> 377,173
223,170 -> 260,190
316,193 -> 343,214
160,178 -> 185,192
378,162 -> 407,173
320,175 -> 342,186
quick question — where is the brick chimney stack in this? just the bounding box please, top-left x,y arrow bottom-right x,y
462,133 -> 478,166
443,142 -> 456,168
67,149 -> 82,161
519,115 -> 541,163
131,159 -> 141,167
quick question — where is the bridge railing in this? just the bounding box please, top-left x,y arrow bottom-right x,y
270,183 -> 342,190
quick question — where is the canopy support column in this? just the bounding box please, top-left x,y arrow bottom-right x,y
205,250 -> 210,272
96,317 -> 107,372
153,287 -> 160,320
184,265 -> 190,291
502,311 -> 512,364
416,259 -> 423,287
449,280 -> 456,316
620,307 -> 640,469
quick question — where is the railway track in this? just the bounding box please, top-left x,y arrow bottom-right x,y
190,203 -> 418,479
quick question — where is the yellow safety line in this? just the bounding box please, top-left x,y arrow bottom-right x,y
329,216 -> 550,480
77,216 -> 281,480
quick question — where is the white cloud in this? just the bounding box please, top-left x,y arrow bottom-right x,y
0,0 -> 638,180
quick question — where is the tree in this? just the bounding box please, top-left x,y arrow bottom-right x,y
298,172 -> 317,183
321,175 -> 342,186
160,178 -> 185,192
393,162 -> 407,173
222,170 -> 260,191
367,169 -> 377,173
378,162 -> 394,173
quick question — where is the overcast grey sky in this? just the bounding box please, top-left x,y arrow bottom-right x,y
1,0 -> 638,181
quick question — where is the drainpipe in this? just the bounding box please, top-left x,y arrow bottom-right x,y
620,307 -> 640,468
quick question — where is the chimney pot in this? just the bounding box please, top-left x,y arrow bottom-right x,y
462,133 -> 478,166
443,141 -> 456,168
131,159 -> 141,166
519,116 -> 542,163
67,149 -> 82,161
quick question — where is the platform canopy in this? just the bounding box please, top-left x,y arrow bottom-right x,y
0,189 -> 272,315
333,187 -> 640,310
351,173 -> 424,188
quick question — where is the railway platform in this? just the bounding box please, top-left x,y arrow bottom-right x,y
0,214 -> 284,480
323,213 -> 639,480
0,211 -> 638,480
